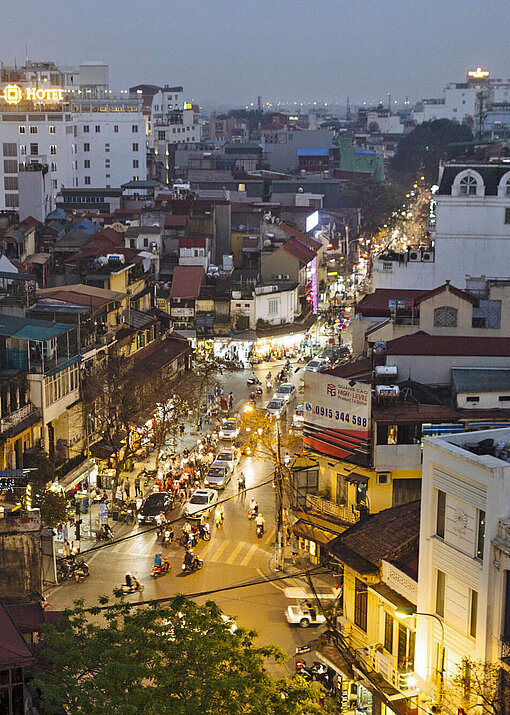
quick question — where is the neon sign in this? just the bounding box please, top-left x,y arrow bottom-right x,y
467,67 -> 490,79
2,84 -> 64,104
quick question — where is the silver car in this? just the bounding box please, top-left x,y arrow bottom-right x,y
265,398 -> 287,419
204,462 -> 232,490
184,488 -> 218,519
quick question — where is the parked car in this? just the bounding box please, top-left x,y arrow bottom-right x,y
265,398 -> 287,419
218,417 -> 240,440
292,404 -> 304,428
204,461 -> 232,490
137,492 -> 173,525
215,448 -> 240,470
184,489 -> 218,519
273,382 -> 297,403
305,356 -> 330,372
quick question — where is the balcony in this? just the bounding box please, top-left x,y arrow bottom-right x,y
493,518 -> 510,555
305,494 -> 358,525
0,404 -> 36,434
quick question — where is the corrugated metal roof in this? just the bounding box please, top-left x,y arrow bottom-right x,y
0,315 -> 73,341
452,367 -> 510,393
297,148 -> 330,157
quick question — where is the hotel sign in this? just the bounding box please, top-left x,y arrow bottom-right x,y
2,84 -> 64,105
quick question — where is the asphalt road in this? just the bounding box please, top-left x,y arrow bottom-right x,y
47,361 -> 319,673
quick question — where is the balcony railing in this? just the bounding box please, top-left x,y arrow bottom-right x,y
0,404 -> 34,434
305,494 -> 357,524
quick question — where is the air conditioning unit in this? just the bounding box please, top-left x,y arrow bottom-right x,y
408,249 -> 422,262
376,471 -> 392,485
282,274 -> 290,280
422,250 -> 434,262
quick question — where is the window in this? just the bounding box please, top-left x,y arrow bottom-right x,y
132,143 -> 138,151
476,510 -> 485,560
434,306 -> 457,328
459,175 -> 478,195
19,145 -> 27,156
500,396 -> 510,402
52,179 -> 57,189
132,125 -> 138,133
19,126 -> 26,134
114,125 -> 119,133
4,177 -> 18,191
83,143 -> 90,152
30,143 -> 39,156
3,160 -> 16,173
158,131 -> 165,140
95,125 -> 100,133
506,180 -> 510,196
84,176 -> 91,185
504,572 -> 510,642
435,570 -> 445,617
469,589 -> 478,638
5,194 -> 19,207
49,125 -> 56,134
29,126 -> 38,134
105,159 -> 110,168
384,613 -> 394,653
466,396 -> 480,403
133,176 -> 139,181
83,125 -> 89,133
50,162 -> 57,172
50,144 -> 57,155
143,238 -> 149,248
472,299 -> 501,328
268,298 -> 279,315
105,143 -> 110,152
3,143 -> 16,157
129,239 -> 136,249
436,490 -> 446,538
133,159 -> 139,168
354,578 -> 367,632
382,262 -> 393,271
84,159 -> 90,168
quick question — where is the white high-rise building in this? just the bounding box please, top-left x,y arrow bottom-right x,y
0,61 -> 147,216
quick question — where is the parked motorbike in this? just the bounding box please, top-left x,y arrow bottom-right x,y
73,559 -> 90,583
181,556 -> 203,574
247,375 -> 262,386
151,558 -> 171,577
98,524 -> 114,541
295,659 -> 313,681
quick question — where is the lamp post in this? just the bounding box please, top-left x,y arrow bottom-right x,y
396,608 -> 445,704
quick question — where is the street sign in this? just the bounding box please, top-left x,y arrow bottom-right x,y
295,645 -> 311,654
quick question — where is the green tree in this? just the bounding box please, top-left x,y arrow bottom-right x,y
34,596 -> 322,715
447,657 -> 510,715
391,118 -> 474,184
23,449 -> 68,527
340,178 -> 405,236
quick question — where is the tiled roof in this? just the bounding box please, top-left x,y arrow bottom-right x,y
282,238 -> 315,264
179,237 -> 207,249
327,501 -> 420,574
38,284 -> 127,307
0,604 -> 34,669
170,265 -> 203,299
418,283 -> 478,306
164,215 -> 188,228
125,226 -> 161,237
355,289 -> 428,317
132,335 -> 191,372
386,333 -> 510,356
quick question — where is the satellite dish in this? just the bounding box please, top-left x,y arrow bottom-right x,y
373,341 -> 387,355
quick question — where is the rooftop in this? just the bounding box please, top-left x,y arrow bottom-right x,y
0,314 -> 73,341
170,265 -> 204,299
386,333 -> 510,357
452,367 -> 510,394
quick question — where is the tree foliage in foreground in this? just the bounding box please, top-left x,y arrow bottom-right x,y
34,596 -> 322,715
448,657 -> 510,715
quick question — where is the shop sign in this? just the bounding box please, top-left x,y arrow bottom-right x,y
170,307 -> 194,318
303,372 -> 371,466
0,475 -> 28,489
2,84 -> 64,104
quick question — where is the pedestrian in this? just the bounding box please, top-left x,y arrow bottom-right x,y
115,485 -> 123,505
214,505 -> 223,528
134,475 -> 141,497
124,479 -> 130,500
228,392 -> 234,410
179,424 -> 185,438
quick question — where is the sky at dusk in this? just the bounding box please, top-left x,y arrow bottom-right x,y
3,0 -> 510,107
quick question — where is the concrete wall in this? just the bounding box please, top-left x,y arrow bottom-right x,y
262,129 -> 335,172
386,354 -> 510,385
0,510 -> 43,602
260,249 -> 299,282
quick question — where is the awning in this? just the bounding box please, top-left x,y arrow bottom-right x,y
89,440 -> 116,460
345,471 -> 369,484
24,253 -> 51,266
293,519 -> 339,545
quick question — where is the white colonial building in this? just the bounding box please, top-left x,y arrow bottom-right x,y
373,159 -> 510,290
414,426 -> 510,704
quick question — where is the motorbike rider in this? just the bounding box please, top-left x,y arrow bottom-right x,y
255,513 -> 265,534
184,547 -> 197,570
102,523 -> 114,540
125,573 -> 133,588
154,552 -> 163,569
249,498 -> 258,516
199,521 -> 210,539
238,472 -> 246,491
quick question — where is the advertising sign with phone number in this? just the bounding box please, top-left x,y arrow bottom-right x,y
303,372 -> 371,466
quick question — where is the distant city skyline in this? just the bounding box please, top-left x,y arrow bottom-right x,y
3,0 -> 509,108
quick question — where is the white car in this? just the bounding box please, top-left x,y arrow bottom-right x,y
215,448 -> 240,470
274,383 -> 297,403
292,404 -> 304,428
204,461 -> 232,490
184,488 -> 218,519
285,604 -> 326,628
265,398 -> 287,419
219,417 -> 239,440
305,357 -> 330,372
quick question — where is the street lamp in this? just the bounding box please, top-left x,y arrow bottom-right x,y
395,607 -> 445,701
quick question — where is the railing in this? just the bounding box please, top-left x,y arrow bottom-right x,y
305,494 -> 357,524
356,644 -> 415,692
0,404 -> 34,434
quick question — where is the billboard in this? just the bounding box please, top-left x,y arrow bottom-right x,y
306,210 -> 320,233
303,372 -> 371,466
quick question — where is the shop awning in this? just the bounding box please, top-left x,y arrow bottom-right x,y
293,519 -> 339,545
345,471 -> 369,484
89,440 -> 116,460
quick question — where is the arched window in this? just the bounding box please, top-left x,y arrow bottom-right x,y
434,306 -> 458,328
506,178 -> 510,196
459,175 -> 478,196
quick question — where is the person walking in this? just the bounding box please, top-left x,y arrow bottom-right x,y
124,479 -> 130,500
214,504 -> 223,528
134,475 -> 141,498
228,392 -> 234,410
115,485 -> 123,506
179,424 -> 185,438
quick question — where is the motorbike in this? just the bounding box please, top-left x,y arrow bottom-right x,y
151,558 -> 171,577
98,525 -> 114,542
295,659 -> 313,681
247,375 -> 262,386
73,559 -> 90,583
255,385 -> 263,396
115,576 -> 144,595
256,524 -> 264,538
160,529 -> 173,546
181,556 -> 203,574
198,525 -> 211,541
266,379 -> 272,390
248,507 -> 258,520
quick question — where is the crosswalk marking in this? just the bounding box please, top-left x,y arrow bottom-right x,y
209,540 -> 231,563
239,543 -> 258,567
225,542 -> 245,565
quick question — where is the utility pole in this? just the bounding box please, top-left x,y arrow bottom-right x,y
274,424 -> 285,571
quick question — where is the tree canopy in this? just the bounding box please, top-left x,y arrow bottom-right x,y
34,595 -> 322,715
391,119 -> 474,184
339,177 -> 406,236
